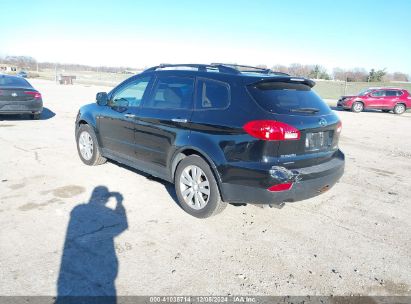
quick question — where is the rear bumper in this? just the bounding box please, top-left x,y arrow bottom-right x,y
220,150 -> 345,206
0,100 -> 43,114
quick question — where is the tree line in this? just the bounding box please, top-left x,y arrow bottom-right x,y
259,63 -> 409,82
0,56 -> 133,74
1,55 -> 409,82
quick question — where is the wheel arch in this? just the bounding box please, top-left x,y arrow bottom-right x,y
76,114 -> 101,146
170,147 -> 223,187
395,102 -> 407,109
351,100 -> 365,111
393,102 -> 407,114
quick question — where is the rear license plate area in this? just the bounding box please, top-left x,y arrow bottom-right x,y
305,131 -> 333,151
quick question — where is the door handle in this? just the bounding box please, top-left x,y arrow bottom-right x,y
124,114 -> 136,119
171,118 -> 188,123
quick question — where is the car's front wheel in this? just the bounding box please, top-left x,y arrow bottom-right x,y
175,155 -> 227,218
76,124 -> 106,166
351,101 -> 364,113
393,103 -> 406,115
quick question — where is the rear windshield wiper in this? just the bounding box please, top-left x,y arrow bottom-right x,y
290,107 -> 320,114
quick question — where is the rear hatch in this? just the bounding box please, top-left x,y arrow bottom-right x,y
246,77 -> 342,168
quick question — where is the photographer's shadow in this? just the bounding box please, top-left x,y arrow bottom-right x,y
56,186 -> 128,304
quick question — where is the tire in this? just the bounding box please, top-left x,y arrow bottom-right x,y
31,113 -> 41,120
382,109 -> 390,113
393,103 -> 406,115
351,101 -> 364,113
174,155 -> 227,218
76,124 -> 106,166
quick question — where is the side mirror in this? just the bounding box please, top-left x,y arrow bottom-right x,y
96,92 -> 108,106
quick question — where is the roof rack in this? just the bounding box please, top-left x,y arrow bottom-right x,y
211,63 -> 290,76
142,63 -> 290,76
143,64 -> 241,74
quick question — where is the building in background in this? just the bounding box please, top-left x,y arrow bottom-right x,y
0,65 -> 18,72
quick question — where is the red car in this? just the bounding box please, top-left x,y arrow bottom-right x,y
337,87 -> 411,114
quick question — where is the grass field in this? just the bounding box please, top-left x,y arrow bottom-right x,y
32,69 -> 411,100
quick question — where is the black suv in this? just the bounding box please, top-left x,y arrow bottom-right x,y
75,64 -> 344,218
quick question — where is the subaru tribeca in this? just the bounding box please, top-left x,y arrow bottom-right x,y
75,64 -> 344,218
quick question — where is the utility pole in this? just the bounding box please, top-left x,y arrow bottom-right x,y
55,63 -> 57,83
344,73 -> 348,96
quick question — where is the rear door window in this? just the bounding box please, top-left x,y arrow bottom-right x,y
247,82 -> 331,115
144,76 -> 194,110
196,78 -> 230,110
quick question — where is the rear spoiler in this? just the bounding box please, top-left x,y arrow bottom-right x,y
247,76 -> 316,88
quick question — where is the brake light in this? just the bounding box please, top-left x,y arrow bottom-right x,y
24,91 -> 42,99
268,182 -> 293,192
243,120 -> 300,141
336,121 -> 342,133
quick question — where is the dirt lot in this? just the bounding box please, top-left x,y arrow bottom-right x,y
0,79 -> 410,297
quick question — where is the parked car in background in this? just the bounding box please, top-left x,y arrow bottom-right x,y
16,70 -> 28,78
0,74 -> 43,119
337,87 -> 410,114
75,64 -> 344,218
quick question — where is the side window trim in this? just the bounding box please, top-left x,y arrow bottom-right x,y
142,75 -> 195,110
194,77 -> 231,111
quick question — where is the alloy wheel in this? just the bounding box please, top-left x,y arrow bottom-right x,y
179,165 -> 210,210
395,104 -> 405,114
78,131 -> 94,161
353,102 -> 363,112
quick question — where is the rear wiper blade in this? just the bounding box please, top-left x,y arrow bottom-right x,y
290,107 -> 320,114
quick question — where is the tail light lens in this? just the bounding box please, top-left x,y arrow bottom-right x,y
268,182 -> 293,192
336,121 -> 342,133
24,91 -> 42,99
243,120 -> 300,141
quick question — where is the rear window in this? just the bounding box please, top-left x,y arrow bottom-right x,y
385,90 -> 402,96
247,82 -> 331,115
0,76 -> 31,87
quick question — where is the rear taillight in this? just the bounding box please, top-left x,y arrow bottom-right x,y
268,182 -> 293,192
24,91 -> 42,99
243,120 -> 300,141
336,121 -> 342,133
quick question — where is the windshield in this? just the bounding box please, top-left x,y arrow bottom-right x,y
247,82 -> 331,115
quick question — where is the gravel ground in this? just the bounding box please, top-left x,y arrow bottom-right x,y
0,79 -> 410,297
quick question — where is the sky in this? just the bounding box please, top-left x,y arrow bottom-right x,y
0,0 -> 410,74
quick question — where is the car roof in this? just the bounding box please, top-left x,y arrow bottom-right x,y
368,87 -> 404,90
0,73 -> 19,79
